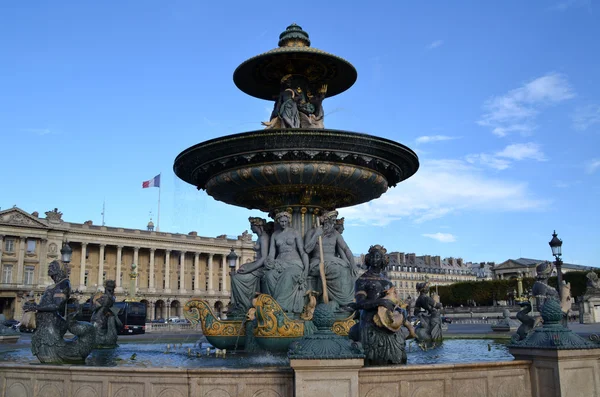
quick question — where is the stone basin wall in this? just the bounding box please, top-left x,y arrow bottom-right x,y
0,360 -> 532,397
359,360 -> 531,397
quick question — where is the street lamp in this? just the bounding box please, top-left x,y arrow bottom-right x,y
60,242 -> 73,264
227,247 -> 238,271
549,230 -> 564,299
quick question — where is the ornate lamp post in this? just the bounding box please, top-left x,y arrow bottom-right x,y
60,242 -> 72,267
226,247 -> 238,295
549,230 -> 563,299
227,247 -> 238,271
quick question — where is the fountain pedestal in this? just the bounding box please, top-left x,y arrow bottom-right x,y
289,303 -> 365,396
509,298 -> 600,397
291,358 -> 363,397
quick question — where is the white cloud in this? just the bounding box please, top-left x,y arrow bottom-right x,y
465,142 -> 546,170
586,159 -> 600,174
478,73 -> 575,137
465,153 -> 511,170
340,159 -> 548,226
422,233 -> 456,243
496,143 -> 547,161
573,104 -> 600,131
427,40 -> 444,50
416,135 -> 457,144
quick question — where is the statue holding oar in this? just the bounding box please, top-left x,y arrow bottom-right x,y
304,210 -> 358,308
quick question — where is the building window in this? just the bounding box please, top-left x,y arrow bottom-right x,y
2,265 -> 13,283
85,271 -> 89,286
5,239 -> 15,253
24,266 -> 35,285
191,276 -> 195,290
120,272 -> 123,286
85,245 -> 90,259
103,272 -> 106,284
26,240 -> 36,253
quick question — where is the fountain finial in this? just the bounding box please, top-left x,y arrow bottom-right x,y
278,23 -> 310,47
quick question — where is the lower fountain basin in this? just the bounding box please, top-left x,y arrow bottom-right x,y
0,339 -> 513,368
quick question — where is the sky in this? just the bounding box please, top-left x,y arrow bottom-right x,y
1,1 -> 599,266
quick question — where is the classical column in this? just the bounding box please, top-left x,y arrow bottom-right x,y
16,236 -> 26,284
148,301 -> 155,321
37,239 -> 48,286
164,250 -> 171,293
207,253 -> 214,294
116,245 -> 123,292
221,254 -> 228,294
194,252 -> 200,294
97,244 -> 106,287
0,236 -> 3,273
133,246 -> 139,289
79,243 -> 87,290
148,248 -> 156,292
179,251 -> 187,293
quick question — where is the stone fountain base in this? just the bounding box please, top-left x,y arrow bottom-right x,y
0,360 -> 536,397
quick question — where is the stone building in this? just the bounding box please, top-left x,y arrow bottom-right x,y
0,207 -> 255,321
493,257 -> 595,280
356,251 -> 477,299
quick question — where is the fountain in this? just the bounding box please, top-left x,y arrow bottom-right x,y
174,23 -> 419,354
3,24 -> 600,397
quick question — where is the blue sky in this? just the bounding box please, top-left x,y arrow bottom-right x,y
1,1 -> 599,266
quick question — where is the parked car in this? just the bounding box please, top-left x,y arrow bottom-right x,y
442,316 -> 452,324
151,318 -> 166,323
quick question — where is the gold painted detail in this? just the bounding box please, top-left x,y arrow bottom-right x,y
332,313 -> 357,336
252,294 -> 304,338
183,299 -> 245,337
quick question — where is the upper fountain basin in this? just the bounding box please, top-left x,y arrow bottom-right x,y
173,128 -> 419,212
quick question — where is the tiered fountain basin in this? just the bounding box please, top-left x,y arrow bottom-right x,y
173,129 -> 419,212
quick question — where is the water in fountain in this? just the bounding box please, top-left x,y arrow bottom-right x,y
0,339 -> 512,367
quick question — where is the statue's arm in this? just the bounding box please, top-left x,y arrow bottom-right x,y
336,235 -> 356,267
268,232 -> 277,261
352,282 -> 394,311
295,233 -> 309,276
239,235 -> 270,273
304,227 -> 320,254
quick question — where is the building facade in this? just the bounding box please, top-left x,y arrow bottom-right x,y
493,257 -> 595,280
356,251 -> 478,300
0,207 -> 255,321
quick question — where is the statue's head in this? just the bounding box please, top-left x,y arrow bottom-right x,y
105,280 -> 116,292
48,260 -> 68,280
274,211 -> 291,229
334,217 -> 345,234
536,261 -> 553,279
364,244 -> 389,270
416,282 -> 430,294
249,217 -> 266,233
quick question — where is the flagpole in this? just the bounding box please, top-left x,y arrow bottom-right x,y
157,173 -> 161,232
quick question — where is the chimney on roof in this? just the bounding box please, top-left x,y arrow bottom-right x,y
397,252 -> 405,264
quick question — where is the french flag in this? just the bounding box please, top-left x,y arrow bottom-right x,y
142,174 -> 161,188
